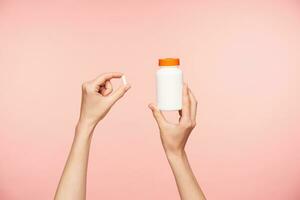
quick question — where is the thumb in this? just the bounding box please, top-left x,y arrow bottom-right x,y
109,84 -> 131,103
148,103 -> 167,127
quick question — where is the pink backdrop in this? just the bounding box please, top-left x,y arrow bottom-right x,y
1,0 -> 300,199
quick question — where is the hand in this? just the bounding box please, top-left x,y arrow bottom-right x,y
78,72 -> 131,129
149,84 -> 197,156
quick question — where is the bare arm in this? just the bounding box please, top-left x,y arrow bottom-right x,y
54,72 -> 130,200
149,84 -> 206,200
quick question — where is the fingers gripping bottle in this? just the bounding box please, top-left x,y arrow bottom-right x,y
156,58 -> 183,110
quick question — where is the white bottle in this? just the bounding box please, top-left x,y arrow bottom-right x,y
156,58 -> 183,110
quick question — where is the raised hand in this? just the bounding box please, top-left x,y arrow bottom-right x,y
79,72 -> 131,129
149,83 -> 197,156
149,84 -> 206,200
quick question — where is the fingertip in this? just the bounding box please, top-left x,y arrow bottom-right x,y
183,83 -> 189,94
148,103 -> 154,110
149,103 -> 160,112
125,84 -> 131,90
119,84 -> 131,95
114,71 -> 123,76
94,72 -> 124,85
103,89 -> 112,96
112,72 -> 124,79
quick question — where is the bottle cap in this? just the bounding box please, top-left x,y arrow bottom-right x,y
159,58 -> 180,66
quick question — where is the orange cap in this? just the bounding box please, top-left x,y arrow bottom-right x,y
159,58 -> 180,66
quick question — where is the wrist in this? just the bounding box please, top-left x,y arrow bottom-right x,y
165,149 -> 187,162
78,116 -> 98,128
75,120 -> 95,141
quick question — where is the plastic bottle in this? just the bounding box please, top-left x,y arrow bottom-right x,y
156,58 -> 183,110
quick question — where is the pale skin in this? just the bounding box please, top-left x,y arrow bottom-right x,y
149,83 -> 206,200
54,72 -> 206,200
54,72 -> 131,200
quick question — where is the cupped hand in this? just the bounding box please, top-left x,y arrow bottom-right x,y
79,72 -> 131,129
149,84 -> 197,155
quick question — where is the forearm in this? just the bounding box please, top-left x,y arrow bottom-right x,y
166,151 -> 206,200
54,122 -> 94,200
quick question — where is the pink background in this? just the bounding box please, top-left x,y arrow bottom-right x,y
1,0 -> 300,199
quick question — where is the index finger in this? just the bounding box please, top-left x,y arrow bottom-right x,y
93,72 -> 123,85
181,83 -> 191,121
188,89 -> 197,122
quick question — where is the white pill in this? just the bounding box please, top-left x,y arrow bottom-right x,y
121,75 -> 127,85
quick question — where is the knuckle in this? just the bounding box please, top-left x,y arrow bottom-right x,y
82,82 -> 88,90
118,92 -> 125,98
182,120 -> 193,129
82,82 -> 92,93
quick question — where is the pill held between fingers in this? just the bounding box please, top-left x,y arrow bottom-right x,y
121,75 -> 127,85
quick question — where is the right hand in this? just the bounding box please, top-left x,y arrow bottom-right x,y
149,84 -> 197,156
78,72 -> 131,129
